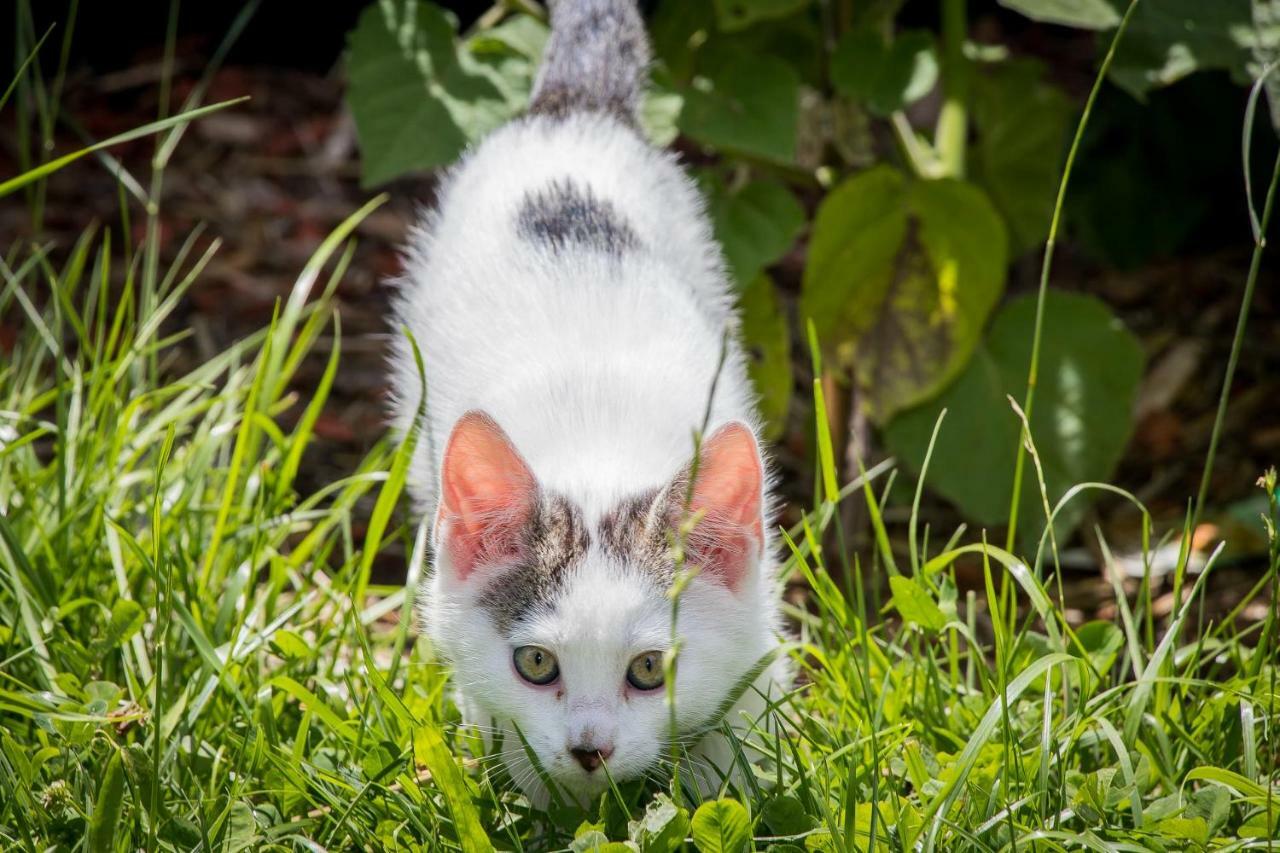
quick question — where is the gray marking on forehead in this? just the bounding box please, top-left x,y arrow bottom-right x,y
597,486 -> 680,588
479,493 -> 590,634
516,179 -> 639,255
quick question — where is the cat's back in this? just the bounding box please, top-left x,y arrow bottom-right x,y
390,0 -> 754,506
411,110 -> 726,320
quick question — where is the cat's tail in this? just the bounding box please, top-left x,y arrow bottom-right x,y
528,0 -> 650,124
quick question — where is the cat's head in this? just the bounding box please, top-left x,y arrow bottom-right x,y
421,411 -> 771,801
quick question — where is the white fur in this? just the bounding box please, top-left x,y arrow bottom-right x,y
391,110 -> 786,804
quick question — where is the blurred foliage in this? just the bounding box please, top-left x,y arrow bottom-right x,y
885,292 -> 1145,550
345,0 -> 1274,539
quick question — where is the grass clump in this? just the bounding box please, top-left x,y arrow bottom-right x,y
1,214 -> 1278,849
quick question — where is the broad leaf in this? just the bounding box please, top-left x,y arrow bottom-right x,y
802,166 -> 1008,423
889,575 -> 948,631
884,292 -> 1144,547
705,177 -> 806,286
679,55 -> 799,162
1110,0 -> 1280,96
1186,785 -> 1231,837
831,29 -> 939,116
761,795 -> 814,837
970,60 -> 1072,256
691,798 -> 751,853
997,0 -> 1120,29
223,801 -> 259,853
629,793 -> 691,852
347,1 -> 532,186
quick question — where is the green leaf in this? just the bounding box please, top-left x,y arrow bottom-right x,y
222,801 -> 258,853
0,98 -> 246,199
1074,620 -> 1124,673
1109,0 -> 1279,96
714,0 -> 810,32
801,166 -> 1008,423
884,291 -> 1144,547
996,0 -> 1121,29
346,1 -> 529,186
1185,785 -> 1231,837
86,750 -> 126,852
270,629 -> 314,661
640,84 -> 686,147
413,725 -> 495,853
629,793 -> 691,852
691,798 -> 752,853
706,177 -> 805,287
761,794 -> 814,837
831,29 -> 939,116
970,60 -> 1072,256
105,598 -> 145,647
679,55 -> 799,162
1155,817 -> 1208,845
889,575 -> 948,631
739,276 -> 792,442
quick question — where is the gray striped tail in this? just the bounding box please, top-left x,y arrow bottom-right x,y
528,0 -> 650,123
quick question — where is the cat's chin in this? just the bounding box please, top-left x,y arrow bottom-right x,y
505,765 -> 615,811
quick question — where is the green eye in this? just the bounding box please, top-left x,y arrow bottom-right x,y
513,646 -> 559,685
626,651 -> 665,691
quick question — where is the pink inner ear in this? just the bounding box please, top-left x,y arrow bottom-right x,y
437,411 -> 536,581
684,422 -> 765,590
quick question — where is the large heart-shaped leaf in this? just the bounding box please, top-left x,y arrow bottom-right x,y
691,798 -> 751,853
1109,0 -> 1279,96
347,1 -> 535,186
883,291 -> 1144,549
997,0 -> 1121,29
802,166 -> 1008,424
831,29 -> 939,116
679,55 -> 799,162
970,60 -> 1072,256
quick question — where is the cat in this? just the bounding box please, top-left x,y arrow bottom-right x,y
389,0 -> 787,806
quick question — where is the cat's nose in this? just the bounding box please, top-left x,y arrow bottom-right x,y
569,744 -> 614,772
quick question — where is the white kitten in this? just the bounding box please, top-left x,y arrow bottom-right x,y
389,0 -> 787,805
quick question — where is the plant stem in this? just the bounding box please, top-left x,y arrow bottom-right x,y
1004,0 -> 1141,551
934,0 -> 968,178
1192,153 -> 1280,526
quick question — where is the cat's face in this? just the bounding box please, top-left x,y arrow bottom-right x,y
422,412 -> 767,801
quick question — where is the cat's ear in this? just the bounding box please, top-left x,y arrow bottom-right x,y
676,421 -> 765,591
436,411 -> 536,581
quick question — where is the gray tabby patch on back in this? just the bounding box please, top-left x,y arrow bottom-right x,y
517,180 -> 639,254
528,0 -> 651,123
480,494 -> 590,633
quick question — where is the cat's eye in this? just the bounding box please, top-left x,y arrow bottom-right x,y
513,646 -> 560,685
626,651 -> 665,691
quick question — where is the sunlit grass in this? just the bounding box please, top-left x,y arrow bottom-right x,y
2,0 -> 1279,848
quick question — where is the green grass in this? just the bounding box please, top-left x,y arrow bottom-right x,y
2,193 -> 1278,853
3,7 -> 1280,851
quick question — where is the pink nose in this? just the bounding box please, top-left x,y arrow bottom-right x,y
569,744 -> 614,772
